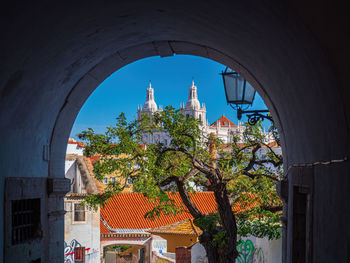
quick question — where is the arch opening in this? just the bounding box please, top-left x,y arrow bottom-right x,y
50,41 -> 285,179
1,2 -> 349,262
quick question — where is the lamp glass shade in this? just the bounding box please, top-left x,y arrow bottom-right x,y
222,68 -> 256,105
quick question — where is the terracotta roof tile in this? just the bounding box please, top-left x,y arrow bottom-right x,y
210,115 -> 237,128
149,219 -> 202,236
100,192 -> 261,234
100,192 -> 217,234
100,219 -> 111,234
68,137 -> 85,147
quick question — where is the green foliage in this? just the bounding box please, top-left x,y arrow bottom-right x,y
78,106 -> 283,242
194,213 -> 221,233
105,245 -> 131,252
236,209 -> 282,240
213,229 -> 228,249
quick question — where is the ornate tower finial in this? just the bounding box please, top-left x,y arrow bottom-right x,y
185,80 -> 201,110
142,82 -> 157,113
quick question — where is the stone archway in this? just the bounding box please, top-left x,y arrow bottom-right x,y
1,1 -> 349,262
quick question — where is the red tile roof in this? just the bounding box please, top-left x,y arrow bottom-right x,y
100,192 -> 260,234
68,137 -> 85,147
100,219 -> 111,234
149,219 -> 202,236
100,192 -> 217,233
210,115 -> 237,128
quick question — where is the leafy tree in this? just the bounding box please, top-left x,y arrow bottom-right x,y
78,106 -> 283,263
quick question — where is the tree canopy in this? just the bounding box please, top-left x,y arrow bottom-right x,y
78,106 -> 283,262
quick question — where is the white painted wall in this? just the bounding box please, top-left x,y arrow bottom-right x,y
152,235 -> 167,254
66,143 -> 84,155
191,242 -> 208,263
191,236 -> 282,263
237,236 -> 282,263
64,200 -> 100,263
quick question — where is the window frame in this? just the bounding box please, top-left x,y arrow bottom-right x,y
72,202 -> 87,224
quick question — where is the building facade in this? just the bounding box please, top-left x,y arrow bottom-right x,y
137,81 -> 272,145
64,139 -> 100,263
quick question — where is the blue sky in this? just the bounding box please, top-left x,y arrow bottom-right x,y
70,55 -> 269,139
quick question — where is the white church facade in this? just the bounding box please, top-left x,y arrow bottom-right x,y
137,81 -> 250,145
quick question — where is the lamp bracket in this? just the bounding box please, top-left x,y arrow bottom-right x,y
237,108 -> 273,125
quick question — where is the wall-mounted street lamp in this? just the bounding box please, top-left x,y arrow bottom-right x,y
221,67 -> 273,125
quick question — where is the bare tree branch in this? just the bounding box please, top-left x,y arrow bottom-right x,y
260,205 -> 283,213
242,171 -> 279,181
243,144 -> 261,172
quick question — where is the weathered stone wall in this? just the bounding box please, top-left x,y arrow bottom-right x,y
0,1 -> 348,262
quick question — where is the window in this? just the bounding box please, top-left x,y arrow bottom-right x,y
103,177 -> 108,184
74,247 -> 85,263
126,177 -> 132,185
186,114 -> 189,119
11,198 -> 41,245
74,204 -> 85,222
292,186 -> 307,263
111,177 -> 116,183
199,114 -> 202,121
164,139 -> 168,145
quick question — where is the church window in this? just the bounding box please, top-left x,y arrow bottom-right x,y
186,114 -> 189,119
164,139 -> 168,145
199,114 -> 202,121
111,177 -> 116,183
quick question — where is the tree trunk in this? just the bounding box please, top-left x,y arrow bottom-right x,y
199,231 -> 220,262
213,183 -> 238,262
195,183 -> 239,263
174,168 -> 238,262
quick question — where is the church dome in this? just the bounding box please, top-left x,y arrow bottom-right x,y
143,99 -> 157,112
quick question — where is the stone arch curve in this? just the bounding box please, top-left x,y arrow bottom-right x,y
1,1 -> 349,262
49,41 -> 284,178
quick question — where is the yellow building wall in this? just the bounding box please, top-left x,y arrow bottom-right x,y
98,153 -> 135,192
155,234 -> 198,253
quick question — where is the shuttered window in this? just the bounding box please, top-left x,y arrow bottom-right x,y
74,247 -> 85,263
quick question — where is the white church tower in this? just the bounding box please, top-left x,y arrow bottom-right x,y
137,83 -> 169,145
137,82 -> 158,120
180,80 -> 207,126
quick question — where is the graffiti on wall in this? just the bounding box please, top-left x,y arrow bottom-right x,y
64,239 -> 82,263
64,239 -> 94,263
236,239 -> 265,263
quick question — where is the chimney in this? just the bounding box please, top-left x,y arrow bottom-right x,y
209,133 -> 216,168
